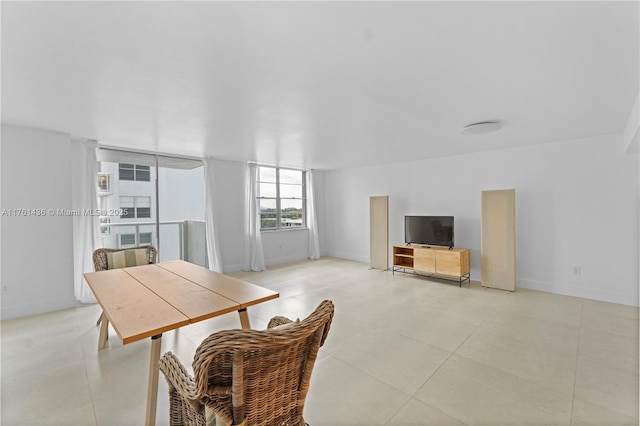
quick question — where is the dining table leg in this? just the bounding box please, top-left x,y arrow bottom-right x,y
238,307 -> 251,329
145,334 -> 163,426
98,316 -> 109,349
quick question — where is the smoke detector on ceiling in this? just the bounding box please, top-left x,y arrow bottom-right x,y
461,121 -> 502,135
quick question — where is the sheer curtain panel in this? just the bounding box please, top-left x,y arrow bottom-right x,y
306,170 -> 320,259
71,139 -> 100,303
244,163 -> 265,271
204,157 -> 223,272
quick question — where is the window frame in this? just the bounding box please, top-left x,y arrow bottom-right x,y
257,166 -> 306,231
97,173 -> 111,192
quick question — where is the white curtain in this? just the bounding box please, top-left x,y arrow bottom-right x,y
306,170 -> 320,259
71,139 -> 100,304
244,163 -> 265,271
204,157 -> 223,272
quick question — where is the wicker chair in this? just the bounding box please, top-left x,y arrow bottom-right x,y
159,299 -> 335,426
92,246 -> 158,345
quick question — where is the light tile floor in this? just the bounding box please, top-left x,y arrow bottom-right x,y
1,257 -> 638,425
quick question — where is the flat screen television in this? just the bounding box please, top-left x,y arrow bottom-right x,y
404,216 -> 454,247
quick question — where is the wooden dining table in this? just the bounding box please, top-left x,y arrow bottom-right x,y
84,260 -> 279,426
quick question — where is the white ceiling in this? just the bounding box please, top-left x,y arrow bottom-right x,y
2,1 -> 638,170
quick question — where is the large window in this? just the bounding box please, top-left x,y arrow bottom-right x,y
98,148 -> 205,263
257,166 -> 305,230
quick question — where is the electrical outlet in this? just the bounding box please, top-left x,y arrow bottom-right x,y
2,285 -> 8,294
573,266 -> 581,276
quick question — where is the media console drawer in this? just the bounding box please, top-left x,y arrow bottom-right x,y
392,244 -> 470,287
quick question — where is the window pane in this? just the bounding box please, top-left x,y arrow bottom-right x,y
136,165 -> 151,181
281,218 -> 303,227
136,207 -> 151,218
280,183 -> 302,198
258,182 -> 277,198
281,199 -> 304,227
259,198 -> 276,212
120,233 -> 135,246
280,169 -> 302,185
98,151 -> 204,256
259,198 -> 277,230
139,232 -> 152,245
259,213 -> 276,227
97,174 -> 110,191
281,199 -> 302,210
136,197 -> 151,208
260,216 -> 277,229
119,164 -> 135,181
258,166 -> 276,183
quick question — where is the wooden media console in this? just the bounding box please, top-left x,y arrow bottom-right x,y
392,244 -> 470,287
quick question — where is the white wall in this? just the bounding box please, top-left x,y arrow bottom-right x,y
324,133 -> 639,307
1,125 -> 76,319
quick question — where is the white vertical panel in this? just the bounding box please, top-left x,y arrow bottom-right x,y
481,189 -> 516,291
370,196 -> 389,270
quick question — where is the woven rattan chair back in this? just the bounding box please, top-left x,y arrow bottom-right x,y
192,299 -> 334,426
92,245 -> 158,271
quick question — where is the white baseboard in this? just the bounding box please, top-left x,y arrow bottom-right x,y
265,253 -> 309,267
324,249 -> 368,264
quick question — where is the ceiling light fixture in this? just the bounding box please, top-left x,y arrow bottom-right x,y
461,121 -> 502,135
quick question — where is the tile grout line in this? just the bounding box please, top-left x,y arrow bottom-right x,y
74,310 -> 101,426
569,300 -> 585,425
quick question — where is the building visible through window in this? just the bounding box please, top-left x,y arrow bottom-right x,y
97,149 -> 205,262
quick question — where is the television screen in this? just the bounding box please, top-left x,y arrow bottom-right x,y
404,216 -> 454,247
